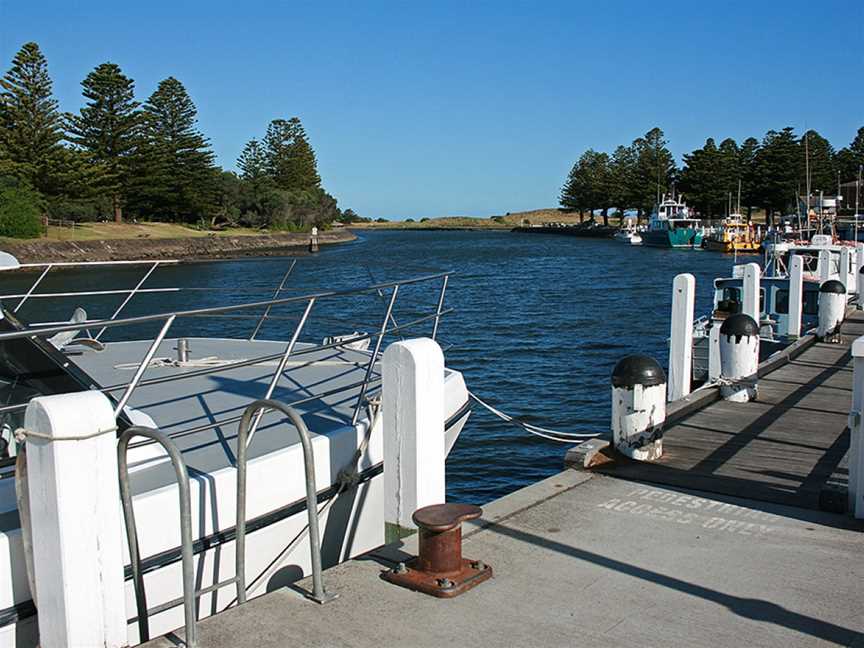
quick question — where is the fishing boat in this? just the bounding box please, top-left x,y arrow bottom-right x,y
640,194 -> 704,248
704,213 -> 761,253
0,256 -> 471,646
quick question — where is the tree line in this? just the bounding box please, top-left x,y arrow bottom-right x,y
0,42 -> 363,237
561,126 -> 864,225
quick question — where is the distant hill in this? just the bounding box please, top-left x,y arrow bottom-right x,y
352,208 -> 588,230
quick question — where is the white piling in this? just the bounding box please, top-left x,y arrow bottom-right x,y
850,337 -> 864,518
817,280 -> 846,341
742,262 -> 760,325
383,338 -> 445,540
788,255 -> 804,338
708,324 -> 721,382
719,313 -> 759,402
611,355 -> 666,461
840,247 -> 851,297
819,249 -> 832,282
855,243 -> 864,297
668,273 -> 695,402
23,391 -> 126,648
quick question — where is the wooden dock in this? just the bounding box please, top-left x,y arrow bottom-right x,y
592,310 -> 864,513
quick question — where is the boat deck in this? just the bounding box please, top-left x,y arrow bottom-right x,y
592,311 -> 864,513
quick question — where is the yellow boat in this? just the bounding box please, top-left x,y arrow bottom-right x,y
704,214 -> 761,253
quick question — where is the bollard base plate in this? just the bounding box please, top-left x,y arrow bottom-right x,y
381,558 -> 492,598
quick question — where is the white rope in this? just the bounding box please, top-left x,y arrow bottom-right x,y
14,425 -> 117,443
468,391 -> 602,443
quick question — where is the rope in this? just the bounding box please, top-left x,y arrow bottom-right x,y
468,390 -> 602,443
14,425 -> 117,443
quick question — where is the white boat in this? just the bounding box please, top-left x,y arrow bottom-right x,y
0,256 -> 471,646
641,194 -> 704,248
613,218 -> 642,245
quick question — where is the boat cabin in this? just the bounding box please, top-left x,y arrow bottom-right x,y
712,276 -> 820,338
649,195 -> 701,231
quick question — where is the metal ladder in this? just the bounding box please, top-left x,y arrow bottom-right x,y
118,399 -> 335,648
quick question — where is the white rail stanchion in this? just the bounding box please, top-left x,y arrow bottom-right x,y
383,338 -> 445,541
788,255 -> 804,338
742,262 -> 760,325
668,273 -> 695,402
24,391 -> 126,648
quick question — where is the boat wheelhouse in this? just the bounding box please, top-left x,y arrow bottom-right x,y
764,234 -> 858,294
704,214 -> 761,253
641,195 -> 704,248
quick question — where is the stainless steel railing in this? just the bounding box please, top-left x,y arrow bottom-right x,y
117,399 -> 334,646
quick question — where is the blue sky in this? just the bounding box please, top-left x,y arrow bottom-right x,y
2,1 -> 862,219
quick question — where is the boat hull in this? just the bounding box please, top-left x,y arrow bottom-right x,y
642,228 -> 704,248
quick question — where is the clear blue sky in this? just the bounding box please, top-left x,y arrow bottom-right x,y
2,1 -> 862,219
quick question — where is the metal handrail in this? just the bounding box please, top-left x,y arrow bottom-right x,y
236,399 -> 337,604
118,425 -> 248,647
0,271 -> 454,342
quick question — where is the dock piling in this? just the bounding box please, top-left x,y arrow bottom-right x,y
719,313 -> 759,402
788,255 -> 804,337
840,248 -> 851,297
850,337 -> 864,518
668,273 -> 695,402
819,249 -> 832,282
817,280 -> 846,341
22,391 -> 126,648
742,263 -> 760,325
611,355 -> 666,461
383,338 -> 446,541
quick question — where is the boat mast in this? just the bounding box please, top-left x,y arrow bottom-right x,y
805,130 -> 812,233
856,164 -> 862,242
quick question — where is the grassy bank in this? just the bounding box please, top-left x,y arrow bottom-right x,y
0,221 -> 269,245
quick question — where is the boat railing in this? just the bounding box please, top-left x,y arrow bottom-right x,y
0,265 -> 454,450
117,399 -> 333,647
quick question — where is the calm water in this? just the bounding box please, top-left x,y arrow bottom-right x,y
7,230 -> 738,504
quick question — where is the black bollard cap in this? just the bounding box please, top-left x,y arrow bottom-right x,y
719,313 -> 759,338
611,355 -> 666,388
819,279 -> 845,294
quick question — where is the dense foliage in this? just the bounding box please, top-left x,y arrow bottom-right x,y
561,125 -> 864,223
0,178 -> 42,238
0,42 -> 357,232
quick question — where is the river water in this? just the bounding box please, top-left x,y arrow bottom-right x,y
7,230 -> 739,504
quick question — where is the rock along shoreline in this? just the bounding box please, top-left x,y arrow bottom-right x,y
0,229 -> 357,264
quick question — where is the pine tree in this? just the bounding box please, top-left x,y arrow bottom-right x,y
633,128 -> 677,216
238,139 -> 267,181
754,127 -> 799,224
263,117 -> 321,192
0,42 -> 64,195
680,138 -> 724,218
128,77 -> 217,221
799,130 -> 837,197
836,127 -> 864,183
608,144 -> 637,215
738,137 -> 760,219
65,62 -> 140,222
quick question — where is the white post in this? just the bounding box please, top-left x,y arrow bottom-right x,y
719,313 -> 759,402
855,243 -> 864,296
383,338 -> 445,541
850,337 -> 864,518
817,280 -> 846,340
840,247 -> 851,297
742,262 -> 760,325
708,324 -> 721,382
788,255 -> 804,338
24,391 -> 126,648
668,273 -> 695,402
611,355 -> 666,461
819,249 -> 831,281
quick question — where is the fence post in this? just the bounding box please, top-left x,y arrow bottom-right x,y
788,255 -> 804,338
742,262 -> 760,325
383,338 -> 445,542
668,273 -> 695,402
24,391 -> 126,648
850,337 -> 864,518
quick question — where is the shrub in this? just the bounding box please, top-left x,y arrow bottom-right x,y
0,184 -> 43,238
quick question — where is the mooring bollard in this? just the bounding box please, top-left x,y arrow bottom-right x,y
817,279 -> 846,341
610,355 -> 666,461
719,313 -> 759,403
309,225 -> 319,253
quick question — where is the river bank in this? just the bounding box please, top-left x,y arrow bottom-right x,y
0,229 -> 356,263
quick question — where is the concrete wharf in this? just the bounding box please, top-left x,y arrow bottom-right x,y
143,315 -> 864,647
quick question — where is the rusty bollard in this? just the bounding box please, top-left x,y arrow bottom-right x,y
381,503 -> 492,598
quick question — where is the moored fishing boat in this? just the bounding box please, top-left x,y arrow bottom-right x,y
640,194 -> 704,248
704,213 -> 761,253
612,216 -> 642,245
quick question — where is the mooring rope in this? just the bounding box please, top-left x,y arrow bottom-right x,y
468,390 -> 602,443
